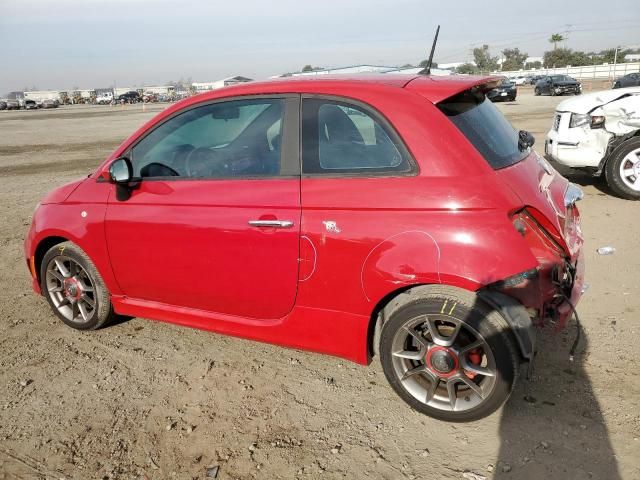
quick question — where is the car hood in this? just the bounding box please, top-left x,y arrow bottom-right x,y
556,86 -> 640,114
40,178 -> 86,205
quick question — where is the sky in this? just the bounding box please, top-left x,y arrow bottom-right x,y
0,0 -> 639,94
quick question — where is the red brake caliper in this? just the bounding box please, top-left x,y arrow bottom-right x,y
464,348 -> 483,379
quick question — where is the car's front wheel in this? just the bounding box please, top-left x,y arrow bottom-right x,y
379,286 -> 519,422
605,137 -> 640,200
40,241 -> 114,330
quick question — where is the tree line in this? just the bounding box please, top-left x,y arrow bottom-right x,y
455,34 -> 637,74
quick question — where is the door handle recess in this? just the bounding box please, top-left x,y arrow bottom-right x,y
248,220 -> 294,228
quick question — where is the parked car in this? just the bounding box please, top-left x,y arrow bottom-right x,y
25,74 -> 585,422
535,75 -> 581,96
512,76 -> 527,86
527,75 -> 544,86
613,72 -> 640,89
487,78 -> 517,102
117,91 -> 141,104
42,99 -> 59,109
96,92 -> 114,105
25,99 -> 39,110
5,99 -> 21,110
142,93 -> 158,103
0,101 -> 6,111
545,86 -> 640,199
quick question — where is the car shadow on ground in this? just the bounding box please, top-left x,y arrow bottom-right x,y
548,161 -> 613,197
494,324 -> 621,479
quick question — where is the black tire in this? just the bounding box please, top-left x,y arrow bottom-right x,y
40,241 -> 114,330
604,137 -> 640,200
379,285 -> 519,422
534,87 -> 540,96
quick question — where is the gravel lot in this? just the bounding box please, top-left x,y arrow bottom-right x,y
0,89 -> 638,480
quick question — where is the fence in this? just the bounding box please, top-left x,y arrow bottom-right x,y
496,62 -> 640,80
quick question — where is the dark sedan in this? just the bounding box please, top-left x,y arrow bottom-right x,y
613,72 -> 640,89
534,75 -> 581,96
487,79 -> 517,102
117,91 -> 141,104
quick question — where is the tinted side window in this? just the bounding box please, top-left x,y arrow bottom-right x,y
301,98 -> 413,175
438,90 -> 527,170
131,99 -> 284,179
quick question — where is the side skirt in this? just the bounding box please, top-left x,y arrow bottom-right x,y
111,296 -> 371,365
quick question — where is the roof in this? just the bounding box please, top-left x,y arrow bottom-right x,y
182,74 -> 500,103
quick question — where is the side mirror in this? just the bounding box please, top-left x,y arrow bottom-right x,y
108,157 -> 135,201
519,130 -> 535,148
109,157 -> 132,183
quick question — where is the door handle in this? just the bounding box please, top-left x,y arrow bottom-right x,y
248,219 -> 294,228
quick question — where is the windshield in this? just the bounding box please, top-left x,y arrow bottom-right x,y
551,75 -> 571,82
438,90 -> 528,170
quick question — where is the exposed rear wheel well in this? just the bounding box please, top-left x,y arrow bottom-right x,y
34,236 -> 68,284
367,284 -> 532,362
367,285 -> 421,360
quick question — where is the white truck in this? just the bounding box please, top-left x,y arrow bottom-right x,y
545,87 -> 640,199
96,92 -> 114,104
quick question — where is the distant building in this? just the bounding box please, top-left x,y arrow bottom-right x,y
383,66 -> 452,76
286,64 -> 453,77
142,85 -> 175,95
437,62 -> 470,70
6,91 -> 24,100
289,65 -> 396,76
192,76 -> 253,92
627,53 -> 640,62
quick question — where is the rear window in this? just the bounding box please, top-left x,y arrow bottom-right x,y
438,90 -> 527,170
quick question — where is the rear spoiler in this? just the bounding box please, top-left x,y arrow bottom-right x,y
405,75 -> 505,104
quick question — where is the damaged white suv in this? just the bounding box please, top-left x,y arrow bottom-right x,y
545,87 -> 640,199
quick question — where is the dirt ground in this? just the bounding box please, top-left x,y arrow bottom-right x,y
0,89 -> 638,480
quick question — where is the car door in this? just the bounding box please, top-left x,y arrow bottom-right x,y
298,96 -> 419,313
105,95 -> 301,319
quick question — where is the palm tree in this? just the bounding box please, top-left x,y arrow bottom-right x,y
549,33 -> 565,50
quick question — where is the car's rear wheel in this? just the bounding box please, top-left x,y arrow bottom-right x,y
41,241 -> 114,330
605,137 -> 640,200
534,87 -> 540,96
379,286 -> 519,422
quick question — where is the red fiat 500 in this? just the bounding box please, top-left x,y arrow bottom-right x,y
25,75 -> 585,421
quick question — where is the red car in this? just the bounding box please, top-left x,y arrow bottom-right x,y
25,75 -> 585,422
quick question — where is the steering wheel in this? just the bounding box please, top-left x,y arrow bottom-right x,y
184,147 -> 227,177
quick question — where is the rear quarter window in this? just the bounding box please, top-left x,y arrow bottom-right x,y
438,90 -> 527,170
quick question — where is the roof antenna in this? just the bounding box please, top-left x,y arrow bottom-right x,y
419,25 -> 440,75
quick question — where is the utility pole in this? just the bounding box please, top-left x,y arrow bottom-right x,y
612,46 -> 619,80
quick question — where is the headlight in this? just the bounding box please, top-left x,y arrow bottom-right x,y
570,113 -> 605,129
591,115 -> 605,128
569,113 -> 590,128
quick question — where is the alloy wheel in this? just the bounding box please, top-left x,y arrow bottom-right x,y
45,255 -> 97,324
389,314 -> 497,413
619,147 -> 640,191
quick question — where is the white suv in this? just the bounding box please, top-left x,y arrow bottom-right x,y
545,87 -> 640,199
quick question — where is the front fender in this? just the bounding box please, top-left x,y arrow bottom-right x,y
26,181 -> 121,296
